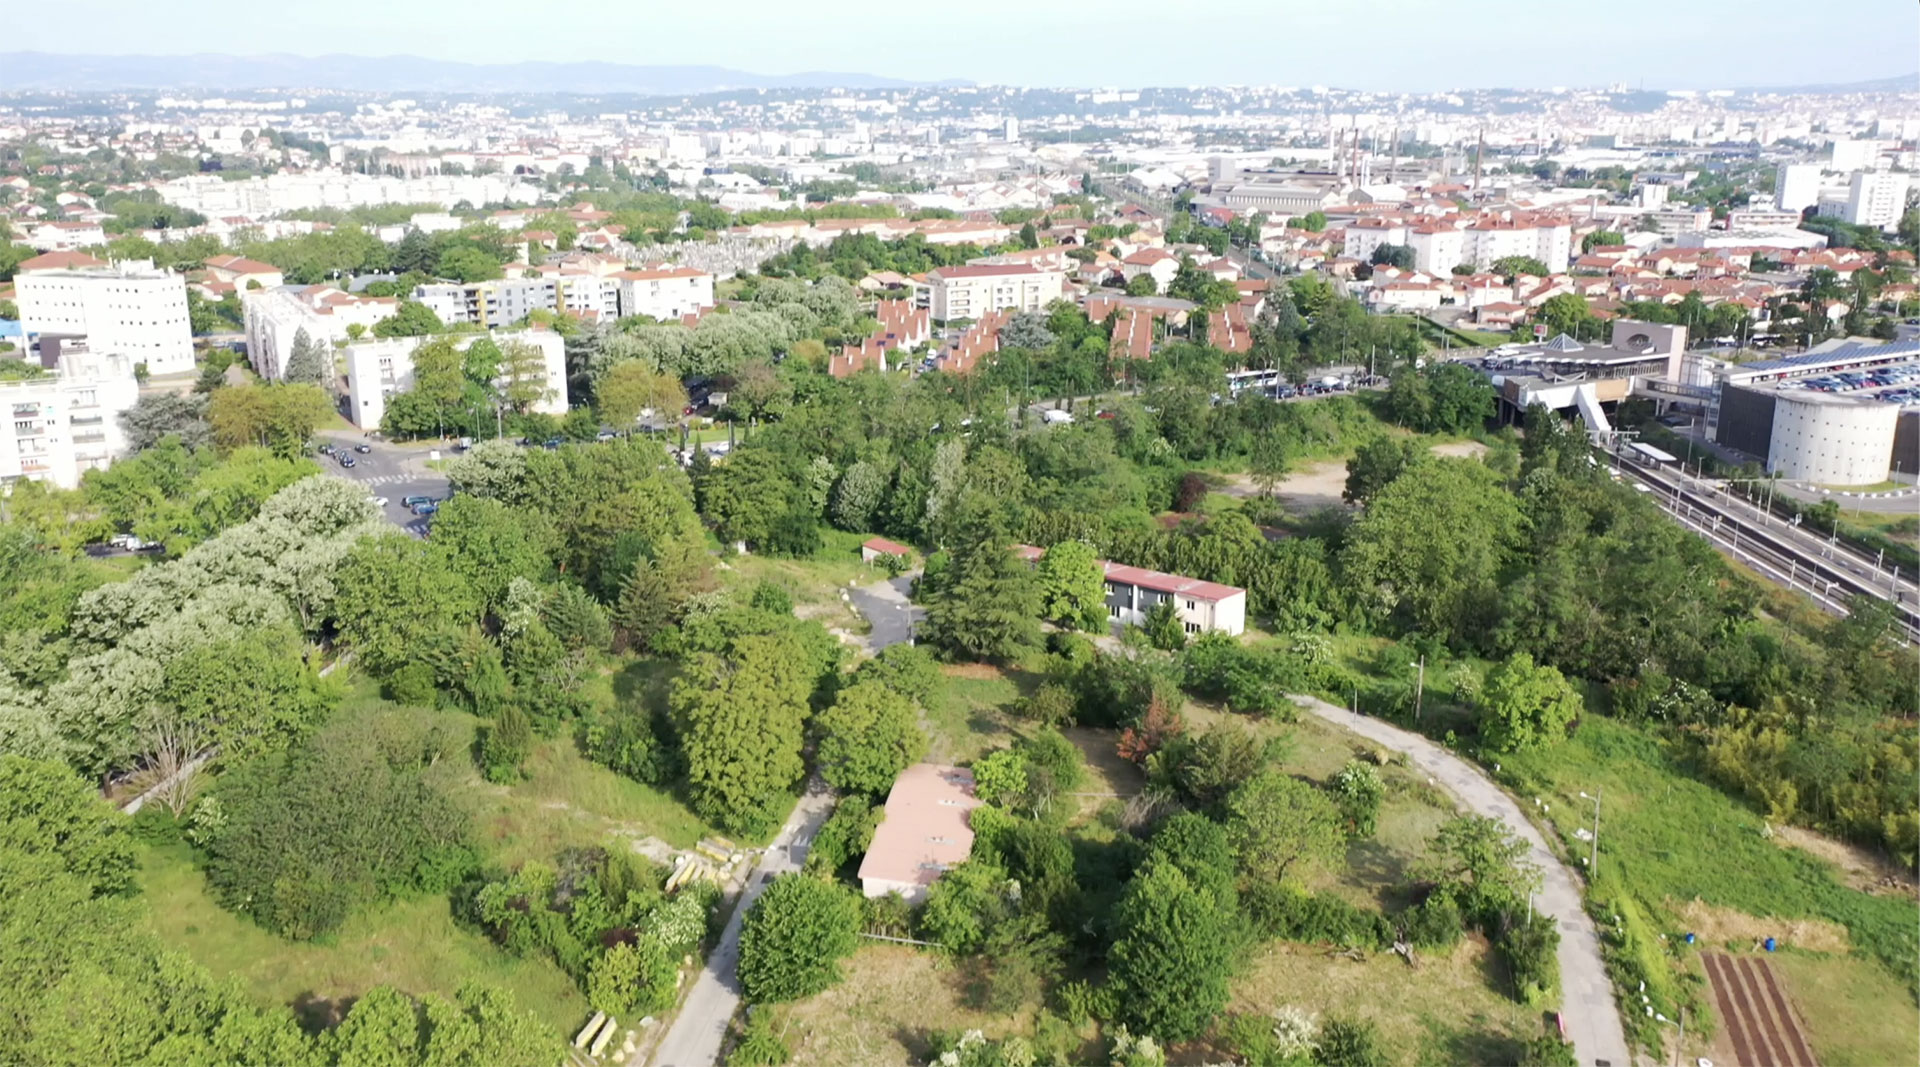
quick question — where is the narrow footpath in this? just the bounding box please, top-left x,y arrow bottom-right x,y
645,785 -> 836,1067
1290,695 -> 1632,1067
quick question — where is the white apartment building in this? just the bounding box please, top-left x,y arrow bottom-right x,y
1775,163 -> 1823,214
1,345 -> 140,490
14,259 -> 194,376
926,265 -> 1063,321
1844,171 -> 1910,230
1828,138 -> 1883,173
1724,209 -> 1804,232
25,220 -> 107,251
342,329 -> 568,430
154,171 -> 544,217
244,285 -> 400,381
614,266 -> 714,321
1407,224 -> 1465,275
1463,218 -> 1572,272
1640,209 -> 1714,239
1340,219 -> 1408,265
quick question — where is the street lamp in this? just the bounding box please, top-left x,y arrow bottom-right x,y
1654,1008 -> 1687,1067
1578,789 -> 1602,876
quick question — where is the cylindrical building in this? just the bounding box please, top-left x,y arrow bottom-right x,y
1767,391 -> 1902,485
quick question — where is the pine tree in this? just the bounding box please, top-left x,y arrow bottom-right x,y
282,327 -> 329,385
920,497 -> 1040,663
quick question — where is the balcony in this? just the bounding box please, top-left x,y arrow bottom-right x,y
73,432 -> 107,445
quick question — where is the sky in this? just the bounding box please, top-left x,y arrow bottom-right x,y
12,0 -> 1920,92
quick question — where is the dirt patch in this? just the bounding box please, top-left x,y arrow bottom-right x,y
1676,898 -> 1850,954
1430,440 -> 1489,459
1772,822 -> 1918,898
1061,726 -> 1145,799
1221,459 -> 1352,514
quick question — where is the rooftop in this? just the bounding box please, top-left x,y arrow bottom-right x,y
857,765 -> 981,892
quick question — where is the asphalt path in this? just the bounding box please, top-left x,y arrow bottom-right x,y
1291,694 -> 1631,1067
315,431 -> 450,536
845,573 -> 922,653
646,785 -> 836,1067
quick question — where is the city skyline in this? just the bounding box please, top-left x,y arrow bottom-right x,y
11,0 -> 1920,93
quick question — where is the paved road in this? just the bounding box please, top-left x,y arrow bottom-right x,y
1290,695 -> 1631,1067
1777,480 -> 1920,514
315,431 -> 450,536
647,785 -> 837,1067
845,573 -> 922,653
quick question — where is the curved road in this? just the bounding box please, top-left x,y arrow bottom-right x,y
1291,695 -> 1630,1067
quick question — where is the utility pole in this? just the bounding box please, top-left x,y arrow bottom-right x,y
1412,655 -> 1426,722
1580,788 -> 1602,876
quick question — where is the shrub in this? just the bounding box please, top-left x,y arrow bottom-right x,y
1317,1017 -> 1386,1067
726,1007 -> 792,1066
1401,893 -> 1464,950
1329,760 -> 1383,839
737,874 -> 860,1002
1243,882 -> 1392,949
1496,909 -> 1561,1007
804,795 -> 881,877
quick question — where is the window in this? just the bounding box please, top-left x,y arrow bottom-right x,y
1185,599 -> 1196,611
1184,622 -> 1201,634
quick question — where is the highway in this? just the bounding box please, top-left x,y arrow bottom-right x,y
1610,449 -> 1920,643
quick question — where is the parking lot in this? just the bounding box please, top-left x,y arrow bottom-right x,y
1777,360 -> 1920,406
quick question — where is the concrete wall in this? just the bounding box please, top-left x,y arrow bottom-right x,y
1767,393 -> 1900,485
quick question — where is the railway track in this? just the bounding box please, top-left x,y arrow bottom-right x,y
1615,455 -> 1920,645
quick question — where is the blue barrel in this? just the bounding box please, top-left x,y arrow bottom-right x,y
1764,937 -> 1777,952
1684,932 -> 1696,945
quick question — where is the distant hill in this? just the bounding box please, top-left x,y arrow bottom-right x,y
1735,73 -> 1918,95
3,52 -> 969,95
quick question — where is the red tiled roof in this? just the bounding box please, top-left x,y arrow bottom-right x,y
16,250 -> 107,272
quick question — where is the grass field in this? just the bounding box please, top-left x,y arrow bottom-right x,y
1495,715 -> 1918,1054
138,843 -> 588,1034
1770,948 -> 1920,1067
1229,939 -> 1545,1066
141,684 -> 718,1036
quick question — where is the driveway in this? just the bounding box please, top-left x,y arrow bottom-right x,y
1290,695 -> 1631,1067
315,432 -> 451,536
846,572 -> 922,654
647,784 -> 837,1067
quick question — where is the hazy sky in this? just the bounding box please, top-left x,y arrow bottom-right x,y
14,0 -> 1920,91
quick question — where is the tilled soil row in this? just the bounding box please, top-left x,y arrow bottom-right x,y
1702,952 -> 1817,1067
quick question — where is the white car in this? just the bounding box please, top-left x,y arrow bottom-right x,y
370,496 -> 390,508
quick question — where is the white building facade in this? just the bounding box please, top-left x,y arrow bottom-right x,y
14,259 -> 195,376
927,265 -> 1063,321
1775,163 -> 1823,214
1767,392 -> 1901,486
615,267 -> 714,321
341,329 -> 568,429
1844,171 -> 1910,230
243,285 -> 400,381
1,346 -> 140,489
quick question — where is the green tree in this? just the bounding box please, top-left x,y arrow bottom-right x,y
597,360 -> 686,432
0,756 -> 135,896
829,460 -> 887,531
1109,858 -> 1232,1041
672,631 -> 816,836
1124,272 -> 1160,297
1343,435 -> 1422,506
1489,255 -> 1550,278
1477,652 -> 1581,752
437,245 -> 503,283
1535,292 -> 1597,341
921,501 -> 1041,662
1225,772 -> 1344,883
703,449 -> 797,549
1340,458 -> 1521,641
1581,230 -> 1625,253
1034,540 -> 1107,632
813,681 -> 927,797
426,494 -> 552,610
1318,1017 -> 1387,1067
587,936 -> 678,1015
1368,243 -> 1415,271
737,874 -> 861,1003
1418,814 -> 1539,913
281,327 -> 330,384
331,535 -> 481,678
205,384 -> 333,457
372,300 -> 444,338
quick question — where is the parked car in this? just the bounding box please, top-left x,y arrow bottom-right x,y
317,443 -> 337,456
370,497 -> 390,508
353,443 -> 372,454
596,430 -> 618,441
411,501 -> 439,516
338,455 -> 356,468
402,495 -> 436,508
543,437 -> 565,449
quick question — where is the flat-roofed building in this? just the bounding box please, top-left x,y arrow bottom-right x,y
857,764 -> 982,904
926,264 -> 1062,321
14,257 -> 194,376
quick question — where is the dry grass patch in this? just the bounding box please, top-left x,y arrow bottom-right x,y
1675,898 -> 1852,954
1230,939 -> 1542,1067
777,945 -> 1026,1067
1771,823 -> 1918,899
